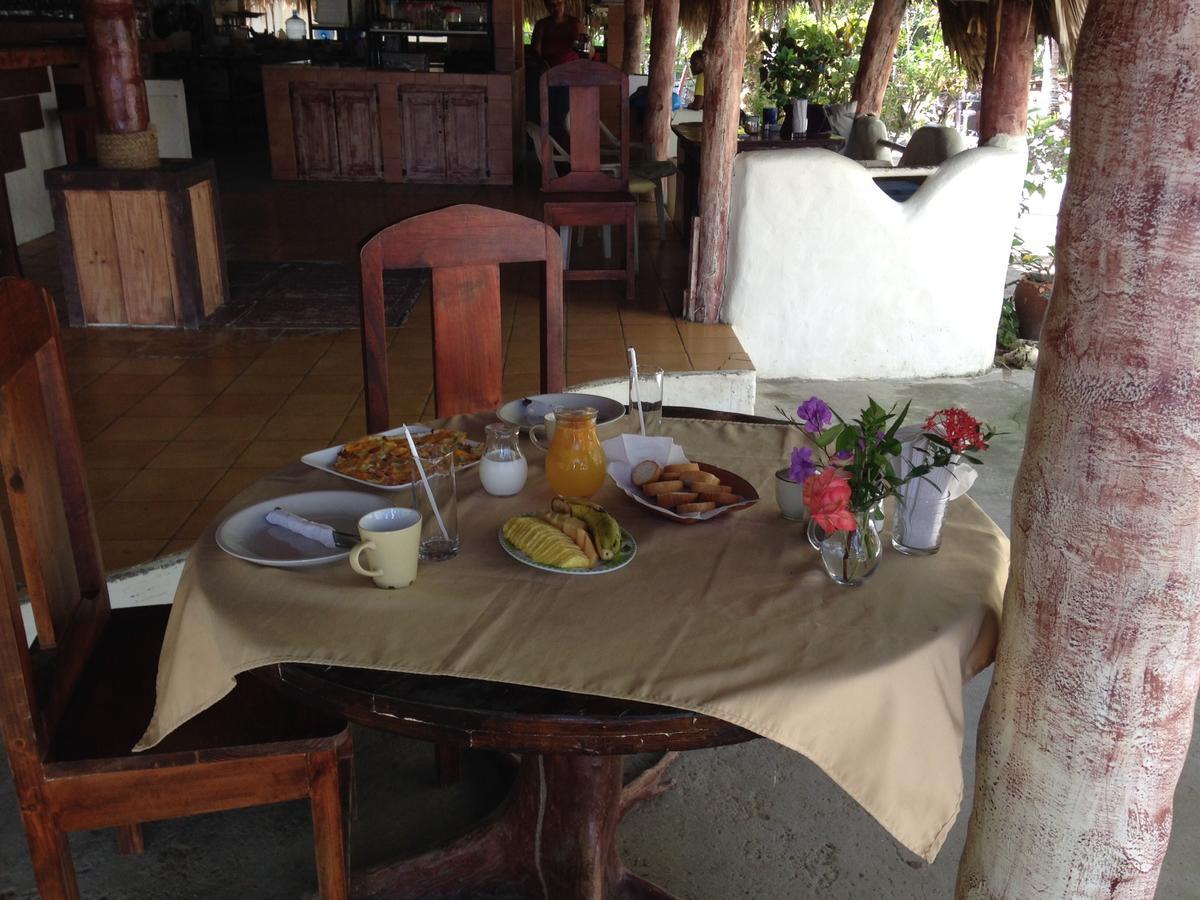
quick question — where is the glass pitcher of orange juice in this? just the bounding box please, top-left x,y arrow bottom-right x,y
545,407 -> 607,498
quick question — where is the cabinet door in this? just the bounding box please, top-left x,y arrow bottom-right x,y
334,87 -> 383,180
291,85 -> 340,180
443,90 -> 488,183
399,90 -> 447,182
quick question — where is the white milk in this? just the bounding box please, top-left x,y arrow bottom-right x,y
480,450 -> 528,496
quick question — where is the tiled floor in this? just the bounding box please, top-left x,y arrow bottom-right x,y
8,161 -> 752,574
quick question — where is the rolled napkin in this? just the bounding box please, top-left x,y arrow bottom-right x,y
265,507 -> 343,549
892,425 -> 978,551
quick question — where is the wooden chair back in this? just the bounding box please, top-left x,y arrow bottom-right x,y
0,277 -> 109,756
359,204 -> 565,430
540,60 -> 630,193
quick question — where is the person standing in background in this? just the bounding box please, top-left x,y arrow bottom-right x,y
687,49 -> 705,110
532,0 -> 582,139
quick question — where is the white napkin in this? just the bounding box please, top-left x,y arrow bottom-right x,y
603,433 -> 689,486
266,508 -> 338,549
892,425 -> 978,549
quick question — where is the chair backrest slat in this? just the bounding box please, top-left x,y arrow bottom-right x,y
540,60 -> 630,194
359,204 -> 565,430
0,277 -> 110,751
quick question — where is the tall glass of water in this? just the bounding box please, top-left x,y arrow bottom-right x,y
629,367 -> 664,435
411,446 -> 460,561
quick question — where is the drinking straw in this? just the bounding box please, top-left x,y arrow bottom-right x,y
628,347 -> 645,436
403,424 -> 449,540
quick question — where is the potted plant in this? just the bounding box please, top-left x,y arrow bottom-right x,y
1011,243 -> 1054,340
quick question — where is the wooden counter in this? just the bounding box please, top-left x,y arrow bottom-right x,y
263,64 -> 522,185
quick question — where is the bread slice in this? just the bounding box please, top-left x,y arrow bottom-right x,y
663,462 -> 700,475
713,492 -> 742,506
676,501 -> 717,514
631,459 -> 662,486
655,491 -> 699,508
689,481 -> 733,495
642,479 -> 685,496
679,470 -> 720,486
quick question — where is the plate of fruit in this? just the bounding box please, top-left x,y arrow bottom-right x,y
500,498 -> 635,575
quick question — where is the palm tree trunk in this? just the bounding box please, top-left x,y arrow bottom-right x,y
852,0 -> 906,118
622,0 -> 645,74
957,0 -> 1200,895
977,0 -> 1036,140
645,0 -> 680,162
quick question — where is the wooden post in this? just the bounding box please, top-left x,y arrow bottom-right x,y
622,0 -> 645,74
645,0 -> 680,162
81,0 -> 159,167
976,0 -> 1036,141
957,0 -> 1200,895
851,0 -> 906,118
686,0 -> 747,323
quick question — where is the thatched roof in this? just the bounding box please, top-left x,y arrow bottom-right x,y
937,0 -> 1088,80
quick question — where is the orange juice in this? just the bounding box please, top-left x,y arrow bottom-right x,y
545,407 -> 607,498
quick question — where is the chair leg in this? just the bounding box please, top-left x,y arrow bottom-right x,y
116,824 -> 144,855
602,225 -> 612,259
308,749 -> 350,900
634,217 -> 640,274
655,180 -> 667,239
20,809 -> 80,900
624,207 -> 637,304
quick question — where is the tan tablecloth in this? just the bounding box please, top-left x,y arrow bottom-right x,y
138,415 -> 1007,862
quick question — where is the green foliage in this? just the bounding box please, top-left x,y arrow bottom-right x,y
1021,112 -> 1070,216
758,15 -> 864,108
996,295 -> 1020,350
880,2 -> 968,135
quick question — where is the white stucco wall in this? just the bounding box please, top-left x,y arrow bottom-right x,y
5,71 -> 67,246
5,76 -> 192,247
722,138 -> 1026,380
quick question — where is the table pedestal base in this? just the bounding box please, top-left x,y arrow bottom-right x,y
352,753 -> 677,900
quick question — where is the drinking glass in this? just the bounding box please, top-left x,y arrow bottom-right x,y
410,446 -> 459,560
629,367 -> 664,435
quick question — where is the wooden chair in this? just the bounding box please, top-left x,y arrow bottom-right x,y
359,204 -> 565,430
539,59 -> 637,304
0,277 -> 353,900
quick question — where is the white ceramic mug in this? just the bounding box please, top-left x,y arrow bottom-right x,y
774,467 -> 808,521
349,507 -> 422,588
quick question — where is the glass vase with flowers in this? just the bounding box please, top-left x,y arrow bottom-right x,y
780,397 -> 995,586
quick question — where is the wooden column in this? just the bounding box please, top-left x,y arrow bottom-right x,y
976,0 -> 1036,141
81,0 -> 149,134
622,0 -> 645,74
851,0 -> 905,118
645,0 -> 680,162
957,0 -> 1200,895
686,0 -> 747,323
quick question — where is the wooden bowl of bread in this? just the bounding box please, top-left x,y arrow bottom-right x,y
627,460 -> 759,523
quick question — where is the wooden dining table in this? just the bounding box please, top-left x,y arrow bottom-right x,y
141,407 -> 1009,898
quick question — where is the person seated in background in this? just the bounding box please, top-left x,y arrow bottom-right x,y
687,49 -> 705,110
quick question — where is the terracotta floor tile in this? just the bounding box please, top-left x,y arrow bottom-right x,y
177,415 -> 268,442
242,355 -> 318,376
172,357 -> 254,376
263,415 -> 348,441
124,392 -> 216,418
100,539 -> 170,572
235,439 -> 328,469
275,392 -> 357,418
96,416 -> 193,442
108,357 -> 186,376
76,413 -> 120,442
147,440 -> 249,469
85,467 -> 138,502
67,355 -> 124,375
222,373 -> 304,395
72,390 -> 143,420
292,374 -> 362,396
115,467 -> 227,501
158,540 -> 194,558
173,499 -> 232,541
204,393 -> 288,417
84,440 -> 168,469
206,467 -> 274,502
309,356 -> 364,376
96,500 -> 197,541
154,373 -> 239,396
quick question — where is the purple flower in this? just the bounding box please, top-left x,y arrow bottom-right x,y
796,396 -> 833,434
789,446 -> 819,483
834,449 -> 853,461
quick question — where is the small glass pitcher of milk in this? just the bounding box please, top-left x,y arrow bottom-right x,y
479,422 -> 528,496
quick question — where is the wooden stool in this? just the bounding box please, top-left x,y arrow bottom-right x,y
544,194 -> 636,304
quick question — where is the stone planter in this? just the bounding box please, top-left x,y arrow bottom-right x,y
1014,276 -> 1052,341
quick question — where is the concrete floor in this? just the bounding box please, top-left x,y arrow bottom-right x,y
4,369 -> 1200,898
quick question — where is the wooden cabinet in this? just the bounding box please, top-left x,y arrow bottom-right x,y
399,88 -> 488,183
290,84 -> 382,181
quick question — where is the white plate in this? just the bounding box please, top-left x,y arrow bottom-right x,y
499,516 -> 637,575
497,393 -> 627,431
216,491 -> 392,567
301,424 -> 482,492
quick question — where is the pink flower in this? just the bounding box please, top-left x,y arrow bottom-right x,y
803,468 -> 857,533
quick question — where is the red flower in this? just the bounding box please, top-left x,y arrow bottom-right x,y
803,468 -> 857,533
924,408 -> 989,454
